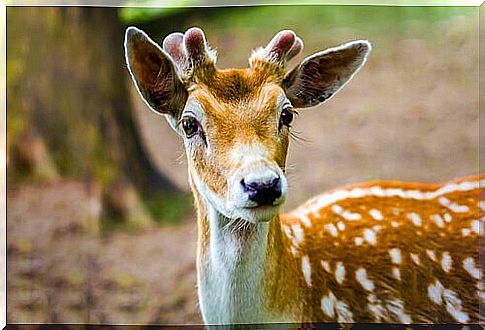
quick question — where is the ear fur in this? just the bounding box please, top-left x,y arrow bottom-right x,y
124,27 -> 188,120
283,40 -> 371,108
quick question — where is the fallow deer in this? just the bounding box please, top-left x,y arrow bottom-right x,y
124,26 -> 483,325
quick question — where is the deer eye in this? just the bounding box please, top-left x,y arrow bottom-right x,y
280,106 -> 294,127
181,116 -> 199,138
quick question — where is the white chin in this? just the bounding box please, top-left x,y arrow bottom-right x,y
235,205 -> 281,224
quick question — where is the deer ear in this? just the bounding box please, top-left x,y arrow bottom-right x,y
124,27 -> 188,119
283,40 -> 371,108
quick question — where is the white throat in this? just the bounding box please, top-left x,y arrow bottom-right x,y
197,201 -> 274,324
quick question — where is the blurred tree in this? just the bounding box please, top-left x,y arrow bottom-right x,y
7,7 -> 181,228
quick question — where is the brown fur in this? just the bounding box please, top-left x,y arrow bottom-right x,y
259,176 -> 483,322
125,27 -> 480,324
186,79 -> 290,200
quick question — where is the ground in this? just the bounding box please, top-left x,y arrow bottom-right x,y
7,181 -> 202,324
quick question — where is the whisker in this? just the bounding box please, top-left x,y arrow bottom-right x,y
290,129 -> 310,144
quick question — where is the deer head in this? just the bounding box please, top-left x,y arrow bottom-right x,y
124,27 -> 371,224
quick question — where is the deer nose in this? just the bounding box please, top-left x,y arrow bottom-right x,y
241,176 -> 282,206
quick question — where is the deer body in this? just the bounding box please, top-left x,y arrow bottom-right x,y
124,27 -> 482,324
195,176 -> 482,324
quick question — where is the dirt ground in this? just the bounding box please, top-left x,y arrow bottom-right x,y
7,181 -> 202,324
7,12 -> 480,326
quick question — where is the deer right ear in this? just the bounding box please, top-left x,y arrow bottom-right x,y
124,27 -> 188,120
283,40 -> 371,108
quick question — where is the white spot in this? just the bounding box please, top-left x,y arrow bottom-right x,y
293,180 -> 479,222
331,204 -> 342,215
431,214 -> 445,228
284,224 -> 302,253
372,225 -> 383,232
324,223 -> 338,237
443,288 -> 469,323
463,257 -> 480,280
407,212 -> 422,227
386,299 -> 412,324
301,255 -> 312,286
367,294 -> 387,321
299,214 -> 312,227
441,252 -> 453,273
386,298 -> 412,324
321,260 -> 331,273
291,223 -> 304,246
438,197 -> 470,213
331,204 -> 362,221
336,221 -> 345,231
471,220 -> 480,234
428,279 -> 444,305
354,237 -> 364,246
479,201 -> 485,211
335,262 -> 345,284
283,225 -> 292,239
391,221 -> 399,228
335,299 -> 354,323
291,209 -> 312,227
320,291 -> 335,318
427,249 -> 437,262
443,213 -> 452,223
369,209 -> 383,221
320,290 -> 353,322
462,228 -> 470,237
355,268 -> 374,291
392,267 -> 401,281
410,253 -> 420,266
478,282 -> 485,302
428,279 -> 471,323
363,228 -> 377,246
389,248 -> 402,264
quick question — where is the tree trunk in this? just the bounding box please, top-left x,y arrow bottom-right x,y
7,7 -> 180,227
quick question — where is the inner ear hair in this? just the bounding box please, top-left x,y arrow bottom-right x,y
125,27 -> 188,119
283,40 -> 372,108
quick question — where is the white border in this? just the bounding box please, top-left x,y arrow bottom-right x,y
1,0 -> 6,327
2,2 -> 481,329
3,0 -> 485,7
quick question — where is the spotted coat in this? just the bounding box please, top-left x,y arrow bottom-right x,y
277,176 -> 483,323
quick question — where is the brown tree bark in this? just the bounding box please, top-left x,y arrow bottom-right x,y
7,7 -> 180,226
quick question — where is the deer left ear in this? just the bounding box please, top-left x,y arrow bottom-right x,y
283,40 -> 371,108
124,27 -> 188,120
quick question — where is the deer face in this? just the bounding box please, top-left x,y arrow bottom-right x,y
125,27 -> 371,223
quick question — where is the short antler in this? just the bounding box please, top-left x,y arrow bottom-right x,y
162,32 -> 185,66
250,30 -> 304,67
162,27 -> 217,78
126,28 -> 481,325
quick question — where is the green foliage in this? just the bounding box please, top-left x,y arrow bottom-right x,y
119,4 -> 474,36
144,193 -> 193,225
119,0 -> 196,24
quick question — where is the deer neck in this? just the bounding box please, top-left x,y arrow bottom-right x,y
190,177 -> 299,324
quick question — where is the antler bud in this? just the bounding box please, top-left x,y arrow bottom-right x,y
162,32 -> 185,66
183,27 -> 207,61
162,27 -> 217,79
285,36 -> 303,62
250,30 -> 304,68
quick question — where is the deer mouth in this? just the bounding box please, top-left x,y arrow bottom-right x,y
236,202 -> 284,223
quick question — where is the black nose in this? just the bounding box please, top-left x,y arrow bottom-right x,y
241,176 -> 282,206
